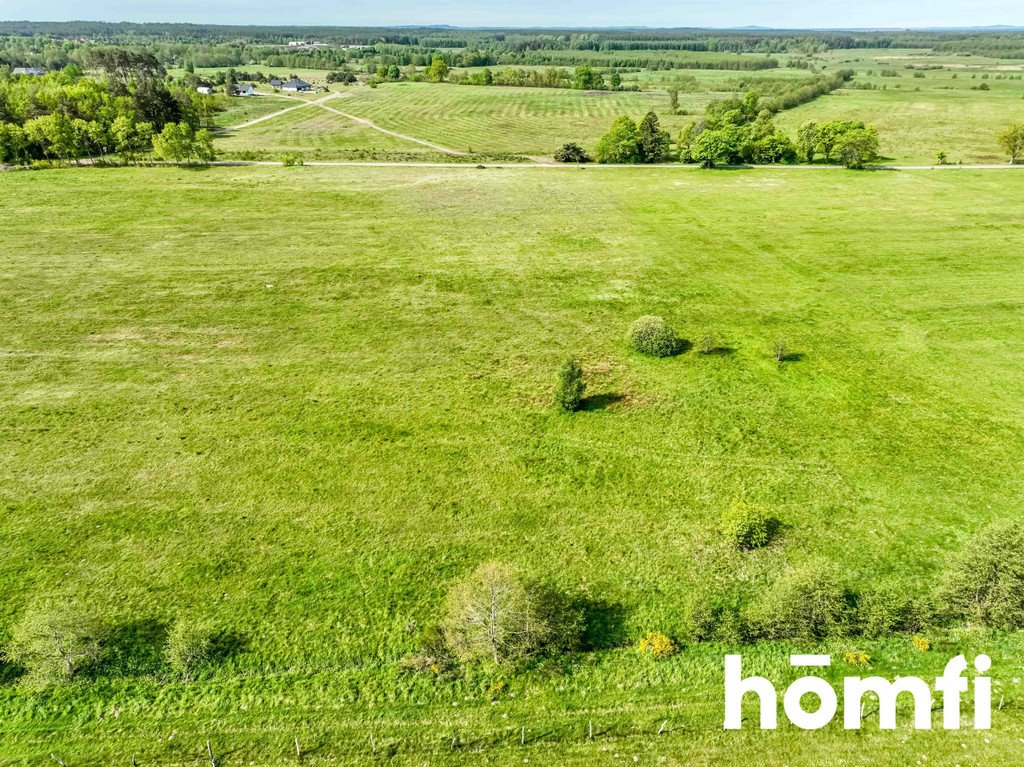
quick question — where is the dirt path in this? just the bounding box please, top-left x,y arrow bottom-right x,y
223,93 -> 339,131
315,95 -> 469,156
199,160 -> 1023,170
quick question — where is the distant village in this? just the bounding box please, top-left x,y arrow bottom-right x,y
6,61 -> 320,97
198,77 -> 314,96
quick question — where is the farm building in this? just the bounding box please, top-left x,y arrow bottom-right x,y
196,85 -> 213,95
12,66 -> 45,76
281,78 -> 312,92
236,83 -> 256,96
270,79 -> 283,87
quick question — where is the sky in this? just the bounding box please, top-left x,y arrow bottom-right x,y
0,0 -> 1021,29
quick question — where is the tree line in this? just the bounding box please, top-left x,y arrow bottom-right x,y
576,76 -> 880,169
0,51 -> 216,165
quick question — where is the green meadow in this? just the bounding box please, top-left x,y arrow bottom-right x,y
775,49 -> 1024,164
278,82 -> 700,157
215,105 -> 428,160
1,165 -> 1024,764
203,57 -> 1024,163
212,95 -> 302,129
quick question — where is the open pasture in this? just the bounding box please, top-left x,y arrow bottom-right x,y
1,165 -> 1024,763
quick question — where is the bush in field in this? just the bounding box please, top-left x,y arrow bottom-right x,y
938,520 -> 1024,629
441,562 -> 583,665
8,600 -> 102,683
626,316 -> 681,358
637,631 -> 676,658
554,357 -> 586,412
998,123 -> 1024,164
720,499 -> 777,550
164,619 -> 216,680
773,339 -> 789,363
697,331 -> 717,354
401,624 -> 453,675
746,562 -> 851,640
554,143 -> 591,163
858,585 -> 931,637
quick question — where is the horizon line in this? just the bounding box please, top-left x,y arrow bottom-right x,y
1,19 -> 1023,32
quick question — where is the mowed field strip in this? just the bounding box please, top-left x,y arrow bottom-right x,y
218,92 -> 469,158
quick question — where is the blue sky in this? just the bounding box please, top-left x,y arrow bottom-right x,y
1,0 -> 1021,29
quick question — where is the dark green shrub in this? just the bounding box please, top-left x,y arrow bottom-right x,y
554,143 -> 592,163
8,600 -> 102,683
554,357 -> 586,412
720,499 -> 777,550
626,316 -> 681,357
164,619 -> 216,680
938,520 -> 1024,629
858,585 -> 931,637
746,562 -> 851,640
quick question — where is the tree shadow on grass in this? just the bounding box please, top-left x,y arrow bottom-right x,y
700,346 -> 736,356
103,618 -> 169,677
582,599 -> 629,651
211,629 -> 249,663
0,658 -> 25,686
777,352 -> 805,363
674,339 -> 693,355
580,393 -> 625,411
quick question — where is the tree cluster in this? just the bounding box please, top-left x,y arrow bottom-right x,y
152,122 -> 215,163
796,120 -> 881,168
593,111 -> 671,164
0,54 -> 208,164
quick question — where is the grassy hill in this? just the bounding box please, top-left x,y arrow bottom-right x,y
1,166 -> 1023,764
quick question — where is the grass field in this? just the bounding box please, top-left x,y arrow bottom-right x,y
212,95 -> 302,129
177,49 -> 1024,164
775,49 -> 1024,163
2,165 -> 1024,764
334,82 -> 699,156
214,104 -> 428,160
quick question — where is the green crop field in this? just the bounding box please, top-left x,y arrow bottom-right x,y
2,165 -> 1024,765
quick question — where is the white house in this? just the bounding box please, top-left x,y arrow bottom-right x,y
237,83 -> 256,97
196,86 -> 214,95
12,66 -> 45,76
280,78 -> 312,92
